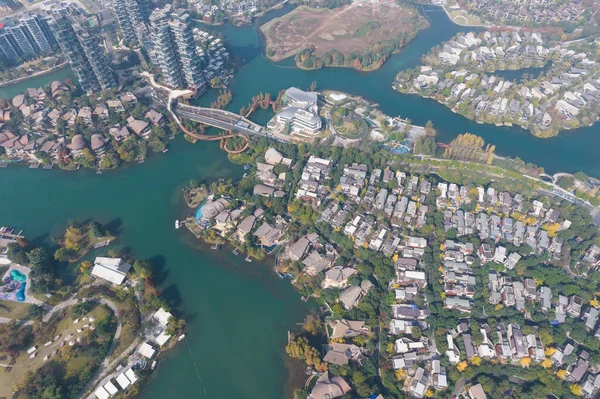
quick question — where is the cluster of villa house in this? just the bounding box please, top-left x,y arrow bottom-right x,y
254,147 -> 292,192
446,320 -> 600,398
318,166 -> 430,255
467,0 -> 590,24
192,0 -> 259,24
295,155 -> 332,205
439,184 -> 568,257
0,83 -> 166,166
403,30 -> 600,131
384,235 -> 449,398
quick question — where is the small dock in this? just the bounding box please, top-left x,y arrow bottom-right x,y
93,240 -> 111,249
0,162 -> 9,168
0,229 -> 25,247
245,256 -> 252,263
43,163 -> 54,170
29,163 -> 40,169
232,248 -> 239,255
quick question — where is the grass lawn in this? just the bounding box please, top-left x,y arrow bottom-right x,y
0,304 -> 112,398
448,9 -> 482,26
110,323 -> 137,363
0,301 -> 31,320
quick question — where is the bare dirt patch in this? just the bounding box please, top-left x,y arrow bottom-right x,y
261,2 -> 428,69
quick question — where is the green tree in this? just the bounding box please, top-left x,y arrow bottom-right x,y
27,247 -> 52,273
27,304 -> 46,320
54,247 -> 74,262
133,259 -> 154,280
7,243 -> 28,265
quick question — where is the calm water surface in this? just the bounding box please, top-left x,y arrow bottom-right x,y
0,138 -> 310,399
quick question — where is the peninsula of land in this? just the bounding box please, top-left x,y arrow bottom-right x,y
0,221 -> 184,399
260,1 -> 429,71
394,30 -> 600,137
182,120 -> 600,399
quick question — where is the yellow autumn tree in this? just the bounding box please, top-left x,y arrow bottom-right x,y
543,223 -> 560,238
392,253 -> 399,262
520,357 -> 532,367
556,369 -> 568,379
395,369 -> 407,380
65,226 -> 81,240
570,384 -> 582,396
541,358 -> 553,368
425,389 -> 434,398
457,361 -> 468,372
470,356 -> 482,366
65,238 -> 80,251
590,298 -> 600,308
544,347 -> 556,357
495,304 -> 504,311
79,260 -> 92,273
386,343 -> 394,354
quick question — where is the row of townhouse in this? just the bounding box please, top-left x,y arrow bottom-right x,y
294,155 -> 332,206
337,165 -> 429,230
441,242 -> 477,313
446,322 -> 545,365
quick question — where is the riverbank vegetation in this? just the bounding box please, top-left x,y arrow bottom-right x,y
210,89 -> 233,109
183,181 -> 209,208
261,2 -> 428,71
53,220 -> 116,263
0,56 -> 66,86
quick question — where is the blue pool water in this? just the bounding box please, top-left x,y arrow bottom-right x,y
16,282 -> 25,302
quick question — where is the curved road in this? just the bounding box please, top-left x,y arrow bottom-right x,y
140,72 -> 251,153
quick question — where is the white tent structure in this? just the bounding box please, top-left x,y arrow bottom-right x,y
91,257 -> 132,285
94,387 -> 110,399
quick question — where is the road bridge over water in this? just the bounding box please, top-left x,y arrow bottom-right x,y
174,103 -> 265,136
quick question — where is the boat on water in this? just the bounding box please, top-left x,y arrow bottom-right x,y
175,220 -> 180,229
178,334 -> 185,342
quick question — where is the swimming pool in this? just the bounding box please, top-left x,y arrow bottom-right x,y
10,269 -> 26,283
0,269 -> 27,302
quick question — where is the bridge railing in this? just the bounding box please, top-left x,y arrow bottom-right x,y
175,103 -> 263,132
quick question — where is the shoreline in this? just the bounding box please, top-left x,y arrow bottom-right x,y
438,4 -> 487,28
0,62 -> 69,88
392,86 -> 588,139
